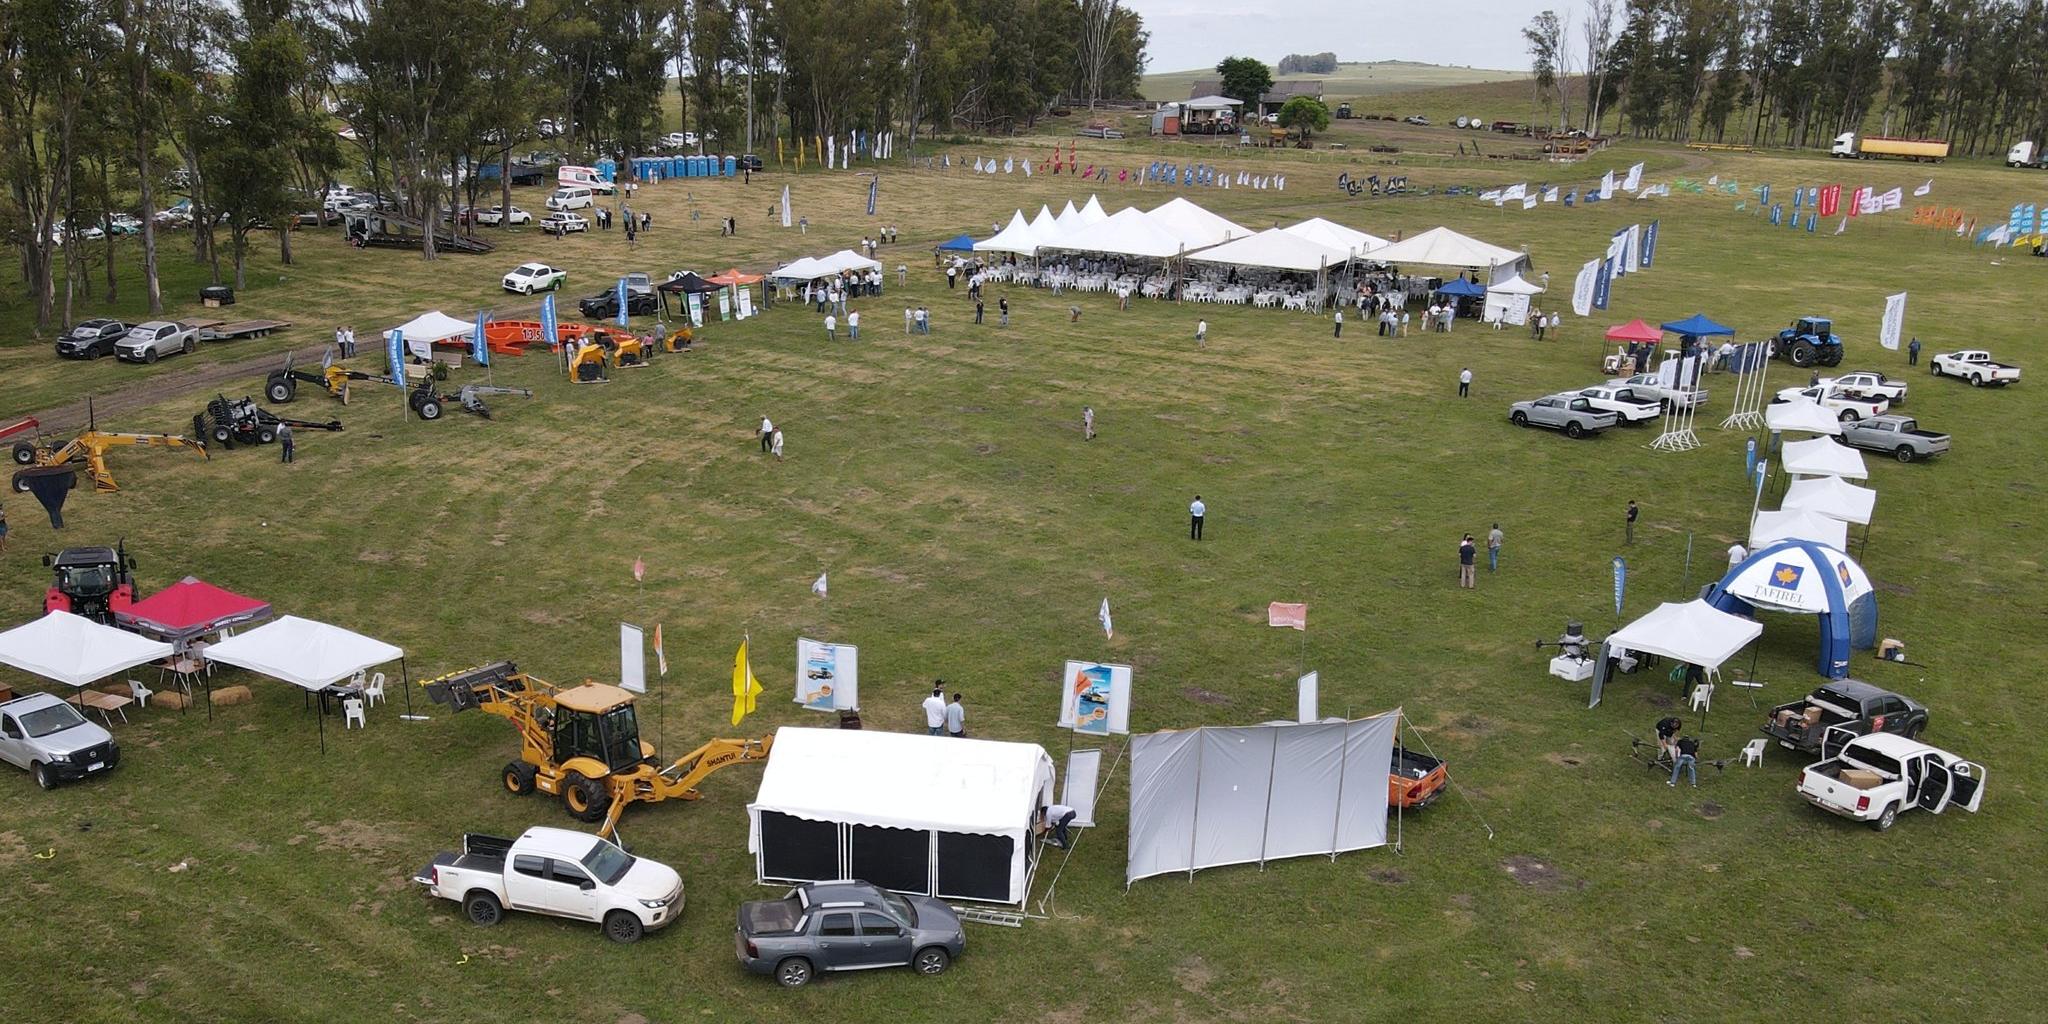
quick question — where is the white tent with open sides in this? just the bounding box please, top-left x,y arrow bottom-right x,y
1591,600 -> 1762,707
1284,217 -> 1389,258
1078,194 -> 1108,225
1145,197 -> 1249,250
748,727 -> 1055,905
389,310 -> 476,361
1185,228 -> 1351,273
1750,508 -> 1851,551
1783,475 -> 1877,525
975,210 -> 1041,255
1367,226 -> 1525,274
0,611 -> 173,690
1482,273 -> 1545,324
1042,206 -> 1189,259
1781,436 -> 1869,480
1765,399 -> 1844,436
812,249 -> 882,275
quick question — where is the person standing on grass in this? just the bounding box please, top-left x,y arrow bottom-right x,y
916,307 -> 929,334
975,299 -> 985,325
760,416 -> 775,453
1549,312 -> 1561,339
999,296 -> 1010,327
1458,534 -> 1477,589
1196,318 -> 1207,346
771,428 -> 784,462
1083,406 -> 1095,440
905,306 -> 914,335
1458,367 -> 1472,397
277,421 -> 295,464
947,264 -> 958,290
847,310 -> 860,341
945,693 -> 966,737
1487,523 -> 1503,572
922,686 -> 947,736
1401,310 -> 1411,337
1908,337 -> 1922,366
1625,499 -> 1639,545
1189,495 -> 1206,541
824,313 -> 837,341
0,501 -> 10,553
1333,309 -> 1344,338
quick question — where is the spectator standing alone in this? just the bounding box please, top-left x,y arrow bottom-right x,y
1458,534 -> 1477,588
1195,319 -> 1207,346
1487,523 -> 1503,572
944,693 -> 966,737
847,310 -> 859,340
1082,406 -> 1095,440
947,264 -> 958,289
921,686 -> 947,736
277,421 -> 295,464
771,429 -> 785,462
1625,500 -> 1639,545
975,299 -> 984,325
1908,337 -> 1921,366
999,297 -> 1009,327
1333,309 -> 1344,338
0,501 -> 9,553
824,313 -> 837,341
1458,367 -> 1472,397
1189,495 -> 1206,541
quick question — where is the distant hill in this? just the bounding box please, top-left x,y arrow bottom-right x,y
1141,60 -> 1526,104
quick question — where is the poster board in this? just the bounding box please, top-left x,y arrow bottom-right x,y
1064,748 -> 1102,827
794,637 -> 859,710
687,292 -> 704,328
736,287 -> 755,320
1296,671 -> 1318,723
717,291 -> 732,321
1059,660 -> 1132,736
619,623 -> 645,694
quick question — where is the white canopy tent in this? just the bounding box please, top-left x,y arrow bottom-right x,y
1482,273 -> 1545,324
768,255 -> 828,280
1284,217 -> 1389,257
1781,436 -> 1869,480
1764,399 -> 1844,436
1029,205 -> 1060,245
0,611 -> 173,690
1181,95 -> 1243,112
812,249 -> 882,275
1783,475 -> 1877,526
202,615 -> 406,750
1078,195 -> 1108,225
1185,228 -> 1350,272
748,727 -> 1055,905
1593,600 -> 1762,707
1368,226 -> 1525,275
1145,197 -> 1249,250
975,210 -> 1041,255
389,310 -> 476,361
1042,206 -> 1189,259
1053,200 -> 1081,232
1750,508 -> 1851,551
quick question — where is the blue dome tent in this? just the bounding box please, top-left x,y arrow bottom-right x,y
1704,538 -> 1877,678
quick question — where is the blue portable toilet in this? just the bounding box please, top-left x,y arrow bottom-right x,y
595,158 -> 615,182
724,155 -> 737,177
690,155 -> 705,177
668,157 -> 681,178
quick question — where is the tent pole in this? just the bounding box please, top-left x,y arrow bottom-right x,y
1328,718 -> 1350,862
1186,732 -> 1204,881
1257,729 -> 1279,870
318,699 -> 326,755
1395,713 -> 1405,856
401,658 -> 414,719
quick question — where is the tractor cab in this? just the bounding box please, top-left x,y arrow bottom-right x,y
1774,316 -> 1844,368
1794,317 -> 1833,342
550,684 -> 653,774
43,544 -> 138,623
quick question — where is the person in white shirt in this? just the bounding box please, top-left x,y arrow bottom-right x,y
1189,495 -> 1206,541
771,428 -> 784,461
759,416 -> 774,453
1195,319 -> 1207,346
1042,803 -> 1078,848
847,309 -> 859,340
1727,542 -> 1748,567
921,686 -> 947,735
1458,367 -> 1473,397
944,693 -> 965,737
824,313 -> 837,341
905,307 -> 914,334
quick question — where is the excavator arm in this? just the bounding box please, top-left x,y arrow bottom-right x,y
596,734 -> 774,837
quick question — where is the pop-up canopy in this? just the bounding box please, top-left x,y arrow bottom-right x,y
389,311 -> 474,343
658,271 -> 720,294
1604,318 -> 1664,342
1434,278 -> 1486,298
1606,600 -> 1763,670
1750,508 -> 1850,551
705,267 -> 763,286
1765,399 -> 1844,436
1369,226 -> 1523,270
1659,313 -> 1735,337
934,233 -> 977,252
1782,436 -> 1868,479
1707,539 -> 1877,678
0,610 -> 173,690
1783,475 -> 1877,525
203,615 -> 406,749
116,577 -> 271,643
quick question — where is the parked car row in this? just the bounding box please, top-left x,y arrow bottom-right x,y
53,319 -> 199,363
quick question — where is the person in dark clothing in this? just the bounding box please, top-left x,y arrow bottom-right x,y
1907,337 -> 1921,366
975,299 -> 984,324
277,421 -> 295,463
1458,534 -> 1477,588
1625,500 -> 1639,544
1655,715 -> 1682,760
1669,735 -> 1700,787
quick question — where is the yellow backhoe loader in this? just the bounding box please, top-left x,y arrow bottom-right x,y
422,660 -> 771,837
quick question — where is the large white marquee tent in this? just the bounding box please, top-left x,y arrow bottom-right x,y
1145,197 -> 1249,250
0,611 -> 174,691
1185,228 -> 1352,273
1369,226 -> 1524,273
1283,217 -> 1388,257
1041,206 -> 1189,260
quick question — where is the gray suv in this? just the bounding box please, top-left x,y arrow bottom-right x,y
0,693 -> 119,789
735,880 -> 965,988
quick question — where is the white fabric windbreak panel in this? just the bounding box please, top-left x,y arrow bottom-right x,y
1191,727 -> 1278,871
1333,714 -> 1398,852
1126,729 -> 1201,883
1262,722 -> 1349,861
1064,749 -> 1102,828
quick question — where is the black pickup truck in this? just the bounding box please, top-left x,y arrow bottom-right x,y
1762,679 -> 1927,753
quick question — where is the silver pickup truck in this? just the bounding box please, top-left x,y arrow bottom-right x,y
0,693 -> 120,789
736,880 -> 964,988
1837,414 -> 1950,462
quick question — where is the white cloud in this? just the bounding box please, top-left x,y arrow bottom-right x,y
1125,0 -> 1562,76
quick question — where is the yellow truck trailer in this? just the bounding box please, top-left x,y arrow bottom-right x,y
1831,132 -> 1949,161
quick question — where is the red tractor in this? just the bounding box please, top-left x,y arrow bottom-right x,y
43,543 -> 140,624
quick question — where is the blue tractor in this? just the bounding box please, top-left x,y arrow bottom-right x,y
1773,316 -> 1843,368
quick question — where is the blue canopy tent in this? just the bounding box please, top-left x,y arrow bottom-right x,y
935,234 -> 977,253
1434,278 -> 1486,298
1659,313 -> 1735,337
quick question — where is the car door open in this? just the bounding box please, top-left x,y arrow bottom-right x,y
1947,760 -> 1986,812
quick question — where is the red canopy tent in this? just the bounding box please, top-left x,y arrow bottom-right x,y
705,268 -> 764,286
1604,318 -> 1665,342
116,577 -> 272,643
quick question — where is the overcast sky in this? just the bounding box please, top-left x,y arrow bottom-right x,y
1127,0 -> 1564,74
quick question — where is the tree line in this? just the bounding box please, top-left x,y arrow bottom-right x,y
1,0 -> 1147,331
1525,0 -> 2048,153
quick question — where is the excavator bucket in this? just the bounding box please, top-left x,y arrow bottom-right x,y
422,660 -> 528,712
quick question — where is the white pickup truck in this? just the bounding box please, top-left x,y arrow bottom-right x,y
1817,370 -> 1908,405
1575,385 -> 1664,425
414,826 -> 683,942
1797,731 -> 1985,832
1608,372 -> 1708,410
1929,349 -> 2021,387
1774,384 -> 1889,422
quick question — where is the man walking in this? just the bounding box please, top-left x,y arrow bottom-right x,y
1189,495 -> 1205,541
1458,367 -> 1472,397
277,421 -> 295,464
1625,499 -> 1639,545
1487,523 -> 1503,572
1907,336 -> 1922,366
946,264 -> 958,289
1727,541 -> 1748,567
771,428 -> 784,462
759,415 -> 775,453
944,693 -> 966,737
824,312 -> 837,342
921,685 -> 947,736
1082,406 -> 1095,440
1458,533 -> 1477,588
1195,318 -> 1207,346
847,309 -> 859,340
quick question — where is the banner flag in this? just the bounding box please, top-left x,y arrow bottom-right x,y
632,556 -> 645,581
1572,258 -> 1598,316
620,623 -> 646,694
780,185 -> 792,227
1599,170 -> 1615,199
385,329 -> 406,386
472,309 -> 489,367
540,293 -> 557,349
1267,602 -> 1307,630
731,639 -> 762,725
615,278 -> 629,327
1914,179 -> 1932,197
1613,557 -> 1627,617
653,624 -> 667,676
1836,217 -> 1848,235
1879,291 -> 1907,351
1818,184 -> 1841,217
812,572 -> 828,597
1098,598 -> 1113,640
866,177 -> 878,216
1622,162 -> 1643,192
1592,257 -> 1613,311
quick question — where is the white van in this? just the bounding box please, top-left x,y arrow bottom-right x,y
558,166 -> 617,195
546,186 -> 594,211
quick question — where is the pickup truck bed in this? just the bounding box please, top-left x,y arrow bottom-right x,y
412,833 -> 514,885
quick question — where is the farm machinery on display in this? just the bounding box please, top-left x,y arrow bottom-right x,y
265,351 -> 401,404
195,395 -> 342,448
422,661 -> 772,837
41,542 -> 140,623
1772,316 -> 1845,369
407,380 -> 533,420
11,408 -> 209,493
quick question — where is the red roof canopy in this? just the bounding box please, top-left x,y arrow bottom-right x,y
1604,318 -> 1665,342
116,577 -> 272,641
705,267 -> 763,286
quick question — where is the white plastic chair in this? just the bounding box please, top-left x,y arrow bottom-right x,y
364,672 -> 386,708
343,698 -> 366,730
128,679 -> 153,708
1742,738 -> 1767,767
348,668 -> 367,689
1690,683 -> 1714,713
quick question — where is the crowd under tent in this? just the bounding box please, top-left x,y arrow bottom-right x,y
1593,600 -> 1763,707
976,211 -> 1042,256
202,615 -> 407,750
1283,217 -> 1388,258
1764,399 -> 1844,436
1126,714 -> 1398,886
1185,228 -> 1351,273
1781,436 -> 1868,480
1706,539 -> 1877,679
1783,474 -> 1876,526
1145,197 -> 1249,250
116,577 -> 271,646
1482,273 -> 1545,325
747,727 -> 1055,906
1041,206 -> 1189,260
389,310 -> 476,361
1749,508 -> 1850,551
0,610 -> 174,710
1369,227 -> 1525,277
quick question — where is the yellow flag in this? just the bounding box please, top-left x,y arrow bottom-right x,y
731,639 -> 762,725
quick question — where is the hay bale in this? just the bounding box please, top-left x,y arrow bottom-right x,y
211,685 -> 254,707
153,690 -> 191,711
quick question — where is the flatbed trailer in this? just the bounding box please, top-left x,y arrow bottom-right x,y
182,318 -> 292,342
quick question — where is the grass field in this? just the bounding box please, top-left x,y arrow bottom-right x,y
1141,61 -> 1525,104
2,138 -> 2046,1023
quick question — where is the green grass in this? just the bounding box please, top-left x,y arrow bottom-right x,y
1142,61 -> 1526,104
1,140 -> 2045,1023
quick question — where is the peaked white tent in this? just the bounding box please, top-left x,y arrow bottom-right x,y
1029,205 -> 1060,244
768,256 -> 829,280
1053,200 -> 1081,232
1482,273 -> 1545,324
1145,197 -> 1248,250
812,249 -> 882,275
1042,206 -> 1188,259
975,210 -> 1041,255
1750,508 -> 1851,551
0,611 -> 173,690
1368,226 -> 1524,272
1781,436 -> 1869,480
1783,474 -> 1877,525
1078,195 -> 1108,225
1764,399 -> 1844,436
1284,217 -> 1389,257
389,310 -> 475,344
1186,228 -> 1350,272
748,727 -> 1055,905
1593,600 -> 1762,706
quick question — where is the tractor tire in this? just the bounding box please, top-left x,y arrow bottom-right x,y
562,772 -> 611,823
12,472 -> 32,493
143,348 -> 160,364
417,397 -> 443,421
267,375 -> 296,403
502,761 -> 537,795
464,891 -> 503,926
1788,341 -> 1816,367
602,910 -> 645,944
11,441 -> 35,465
1565,421 -> 1585,438
1510,411 -> 1528,427
1820,348 -> 1842,367
257,426 -> 277,445
211,426 -> 232,445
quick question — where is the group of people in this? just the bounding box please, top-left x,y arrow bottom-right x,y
1455,525 -> 1504,587
757,415 -> 785,461
1655,715 -> 1703,787
920,685 -> 967,737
